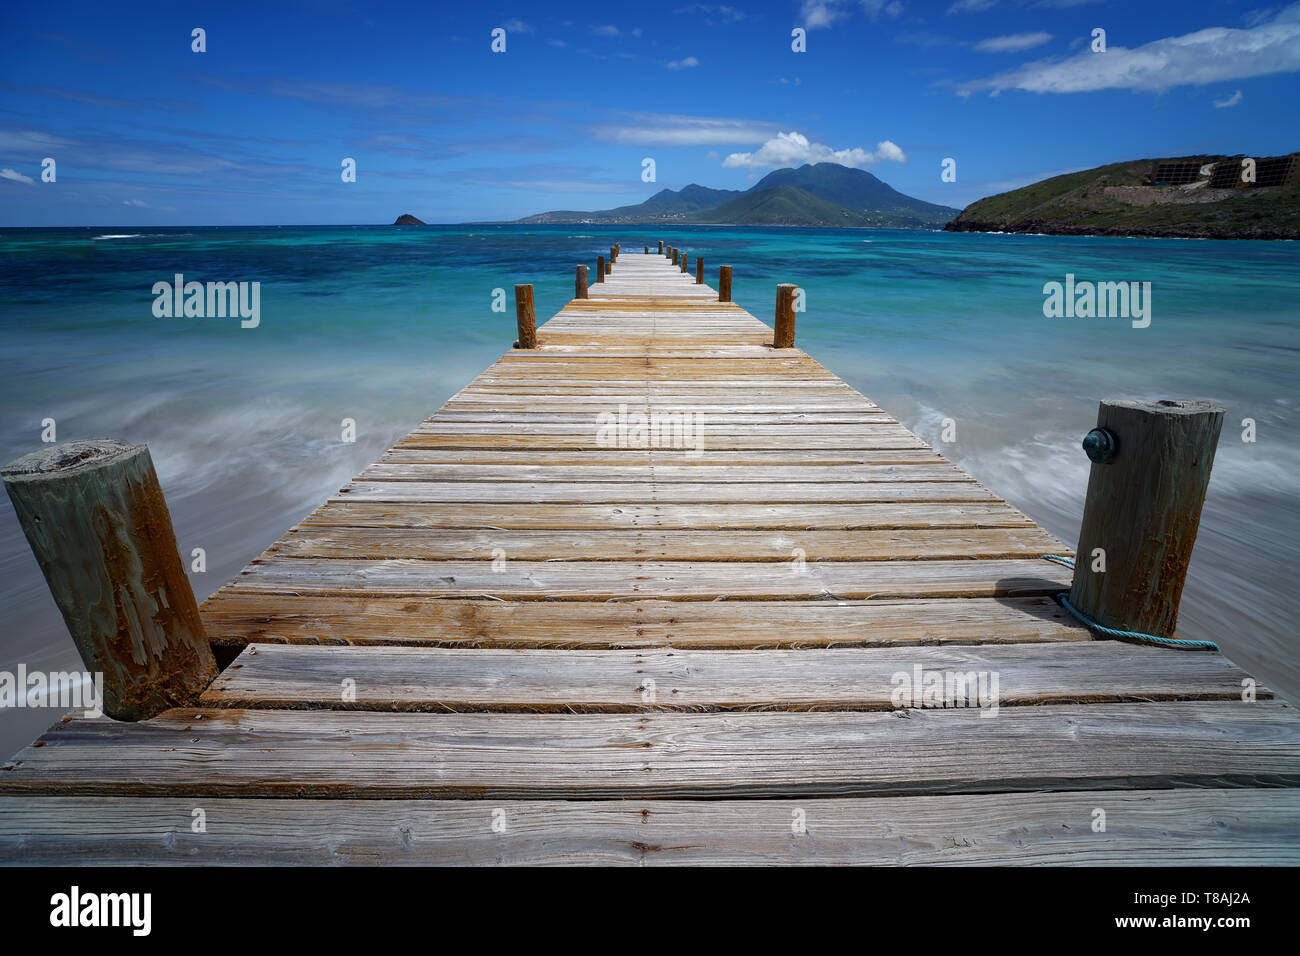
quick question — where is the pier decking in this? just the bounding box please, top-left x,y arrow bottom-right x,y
3,249 -> 1298,865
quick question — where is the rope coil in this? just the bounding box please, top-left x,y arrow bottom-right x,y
1041,554 -> 1219,651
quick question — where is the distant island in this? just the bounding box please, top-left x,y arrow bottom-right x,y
394,213 -> 426,225
516,162 -> 960,229
946,154 -> 1300,240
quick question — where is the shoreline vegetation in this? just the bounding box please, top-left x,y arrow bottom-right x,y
396,154 -> 1299,240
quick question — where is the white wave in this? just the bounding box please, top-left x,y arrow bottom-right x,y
92,234 -> 142,240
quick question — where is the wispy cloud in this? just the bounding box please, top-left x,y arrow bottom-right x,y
801,0 -> 902,30
591,112 -> 779,146
722,131 -> 906,169
947,0 -> 998,12
975,31 -> 1053,52
0,168 -> 35,184
502,18 -> 534,34
590,24 -> 640,37
672,4 -> 747,23
667,56 -> 700,69
1215,89 -> 1244,107
958,4 -> 1300,94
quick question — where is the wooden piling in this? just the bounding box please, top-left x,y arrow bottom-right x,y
672,249 -> 679,265
1,440 -> 217,721
514,284 -> 537,349
575,264 -> 588,300
696,257 -> 704,284
658,240 -> 663,254
681,253 -> 689,273
1068,400 -> 1225,639
718,265 -> 733,302
596,255 -> 605,282
774,284 -> 797,348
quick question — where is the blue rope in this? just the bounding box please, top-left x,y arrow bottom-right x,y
1040,554 -> 1220,652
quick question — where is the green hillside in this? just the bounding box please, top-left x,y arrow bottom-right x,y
946,156 -> 1300,239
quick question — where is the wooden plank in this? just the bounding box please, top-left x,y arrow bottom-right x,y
358,463 -> 972,483
264,526 -> 1066,561
4,702 -> 1298,798
335,481 -> 998,503
301,500 -> 1040,530
4,789 -> 1296,865
224,556 -> 1073,599
200,641 -> 1261,712
198,595 -> 1087,649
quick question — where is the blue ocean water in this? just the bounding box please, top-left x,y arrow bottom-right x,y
0,224 -> 1296,755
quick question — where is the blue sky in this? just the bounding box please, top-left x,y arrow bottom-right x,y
1,0 -> 1298,225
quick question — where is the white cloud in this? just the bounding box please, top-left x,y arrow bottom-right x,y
948,0 -> 998,12
1215,88 -> 1244,107
591,24 -> 622,37
0,167 -> 35,184
123,199 -> 150,207
975,31 -> 1053,52
502,18 -> 533,34
959,4 -> 1300,94
802,0 -> 901,30
592,112 -> 780,146
667,56 -> 700,69
721,131 -> 907,169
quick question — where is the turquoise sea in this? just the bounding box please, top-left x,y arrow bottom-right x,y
1,224 -> 1297,756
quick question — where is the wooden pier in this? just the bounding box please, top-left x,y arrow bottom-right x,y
2,248 -> 1298,865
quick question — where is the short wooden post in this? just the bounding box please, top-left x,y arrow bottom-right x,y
774,284 -> 797,348
1068,400 -> 1225,639
605,257 -> 612,275
696,257 -> 704,284
1,440 -> 218,721
609,245 -> 616,267
658,240 -> 663,254
681,253 -> 689,273
644,245 -> 648,254
672,249 -> 679,265
718,265 -> 733,302
596,255 -> 605,282
575,264 -> 588,300
514,284 -> 537,348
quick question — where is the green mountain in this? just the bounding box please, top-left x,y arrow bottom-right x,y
517,163 -> 959,228
945,154 -> 1300,239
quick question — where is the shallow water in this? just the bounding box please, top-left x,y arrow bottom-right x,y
1,224 -> 1296,757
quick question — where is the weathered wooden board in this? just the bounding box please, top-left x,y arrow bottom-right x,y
224,556 -> 1073,599
198,595 -> 1087,649
264,526 -> 1065,561
201,641 -> 1260,712
300,500 -> 1042,530
4,703 -> 1298,798
4,790 -> 1297,865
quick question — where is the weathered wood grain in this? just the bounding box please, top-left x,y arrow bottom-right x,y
3,702 -> 1298,798
200,641 -> 1261,713
4,790 -> 1296,865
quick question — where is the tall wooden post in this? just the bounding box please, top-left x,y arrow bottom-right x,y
774,284 -> 797,348
644,245 -> 648,254
575,264 -> 588,300
1069,400 -> 1224,639
672,249 -> 679,265
718,265 -> 733,302
1,440 -> 218,721
514,284 -> 537,349
609,245 -> 616,268
696,257 -> 704,284
605,257 -> 612,275
681,253 -> 688,273
596,255 -> 605,283
658,240 -> 663,254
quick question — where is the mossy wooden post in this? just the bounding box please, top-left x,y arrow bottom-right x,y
718,265 -> 733,302
774,284 -> 797,348
696,257 -> 704,284
1069,400 -> 1225,640
514,284 -> 537,349
1,440 -> 218,721
575,264 -> 588,300
596,255 -> 605,283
